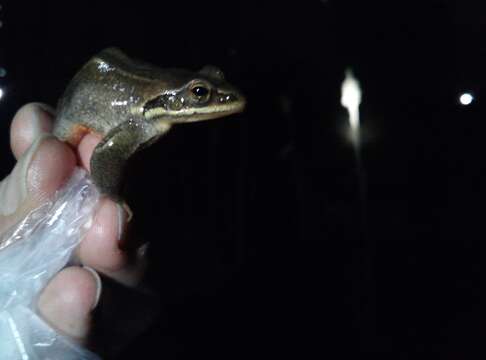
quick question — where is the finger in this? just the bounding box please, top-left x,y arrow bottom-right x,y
78,133 -> 103,172
75,133 -> 146,286
77,198 -> 127,274
0,135 -> 76,231
76,198 -> 146,287
9,105 -> 146,286
10,103 -> 54,159
37,266 -> 101,343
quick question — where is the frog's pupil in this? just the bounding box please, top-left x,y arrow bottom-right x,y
192,86 -> 209,97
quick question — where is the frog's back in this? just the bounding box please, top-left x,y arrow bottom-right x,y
53,48 -> 149,145
53,47 -> 235,145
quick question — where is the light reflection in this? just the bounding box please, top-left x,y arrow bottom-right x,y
341,69 -> 362,147
459,92 -> 474,106
0,88 -> 4,100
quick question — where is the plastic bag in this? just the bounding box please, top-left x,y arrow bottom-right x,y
0,168 -> 101,359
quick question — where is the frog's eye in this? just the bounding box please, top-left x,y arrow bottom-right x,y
190,83 -> 211,102
192,86 -> 209,97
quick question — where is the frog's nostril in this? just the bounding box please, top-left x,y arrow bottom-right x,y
218,93 -> 237,103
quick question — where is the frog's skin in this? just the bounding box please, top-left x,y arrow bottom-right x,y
53,47 -> 245,200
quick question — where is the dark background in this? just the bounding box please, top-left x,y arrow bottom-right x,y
0,0 -> 484,358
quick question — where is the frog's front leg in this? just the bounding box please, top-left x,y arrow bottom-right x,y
90,120 -> 171,200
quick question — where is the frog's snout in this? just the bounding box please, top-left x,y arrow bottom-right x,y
217,93 -> 238,103
216,89 -> 246,112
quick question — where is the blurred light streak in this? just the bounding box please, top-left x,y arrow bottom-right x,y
341,69 -> 362,147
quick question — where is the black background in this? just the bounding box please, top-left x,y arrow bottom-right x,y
0,0 -> 484,358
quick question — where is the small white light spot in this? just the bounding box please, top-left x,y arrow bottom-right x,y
111,100 -> 128,106
459,93 -> 474,106
0,88 -> 4,100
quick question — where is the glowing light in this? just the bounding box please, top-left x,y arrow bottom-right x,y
0,88 -> 4,100
459,93 -> 474,106
341,69 -> 362,146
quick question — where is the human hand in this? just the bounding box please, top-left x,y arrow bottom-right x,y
0,103 -> 149,353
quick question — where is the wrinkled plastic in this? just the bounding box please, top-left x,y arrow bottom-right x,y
0,168 -> 101,359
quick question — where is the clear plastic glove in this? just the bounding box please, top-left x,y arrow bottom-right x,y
0,168 -> 101,359
0,104 -> 150,359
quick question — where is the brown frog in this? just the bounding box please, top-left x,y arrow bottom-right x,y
53,47 -> 245,200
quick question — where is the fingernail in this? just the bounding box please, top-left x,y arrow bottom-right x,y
116,203 -> 129,242
0,133 -> 53,215
32,102 -> 56,117
14,103 -> 55,142
82,266 -> 102,310
30,103 -> 54,136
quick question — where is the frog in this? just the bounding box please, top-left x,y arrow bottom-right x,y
53,47 -> 246,201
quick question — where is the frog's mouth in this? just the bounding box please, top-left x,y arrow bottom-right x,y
179,99 -> 246,122
146,94 -> 246,123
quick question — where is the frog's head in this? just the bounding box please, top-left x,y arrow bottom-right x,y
142,66 -> 246,124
